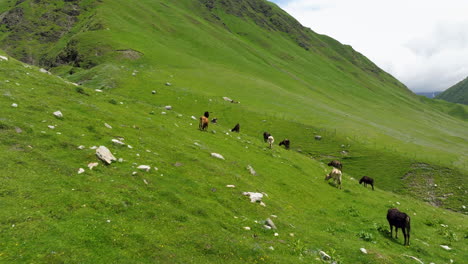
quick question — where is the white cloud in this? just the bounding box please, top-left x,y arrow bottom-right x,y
272,0 -> 468,92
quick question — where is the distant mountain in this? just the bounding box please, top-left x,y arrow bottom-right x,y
436,77 -> 468,105
416,91 -> 442,98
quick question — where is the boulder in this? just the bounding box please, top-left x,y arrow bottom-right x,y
265,218 -> 277,229
96,146 -> 117,164
53,111 -> 63,118
211,153 -> 225,160
242,192 -> 263,203
137,165 -> 151,172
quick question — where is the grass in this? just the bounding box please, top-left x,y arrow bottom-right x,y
0,0 -> 467,263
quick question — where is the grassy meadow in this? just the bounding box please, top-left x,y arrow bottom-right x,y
0,0 -> 467,263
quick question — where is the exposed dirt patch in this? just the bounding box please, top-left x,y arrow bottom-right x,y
116,49 -> 143,60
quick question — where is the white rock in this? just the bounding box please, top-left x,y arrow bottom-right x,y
165,82 -> 171,86
242,192 -> 263,203
127,145 -> 133,149
132,171 -> 137,175
440,245 -> 451,250
77,145 -> 85,149
118,158 -> 124,163
223,96 -> 232,102
211,153 -> 225,160
143,179 -> 149,185
191,116 -> 197,120
137,165 -> 151,172
161,112 -> 166,115
226,185 -> 236,188
152,90 -> 156,94
243,227 -> 251,230
165,105 -> 172,110
289,233 -> 295,237
95,89 -> 103,92
56,132 -> 61,135
319,251 -> 331,261
96,146 -> 117,164
274,233 -> 279,237
268,246 -> 274,251
90,146 -> 98,150
0,55 -> 8,61
104,123 -> 112,129
88,162 -> 99,170
11,103 -> 18,108
463,205 -> 466,209
48,125 -> 55,129
78,168 -> 85,174
246,165 -> 257,176
53,111 -> 63,118
111,139 -> 125,145
440,224 -> 448,228
153,167 -> 158,171
39,68 -> 51,74
360,248 -> 367,254
396,202 -> 400,205
263,225 -> 272,230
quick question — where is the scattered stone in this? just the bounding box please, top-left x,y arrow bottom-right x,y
53,111 -> 63,118
132,171 -> 137,175
263,225 -> 272,230
15,127 -> 22,133
56,132 -> 62,135
39,68 -> 51,74
161,112 -> 166,115
48,125 -> 55,129
191,116 -> 197,120
127,145 -> 133,149
246,165 -> 257,176
118,158 -> 124,163
95,89 -> 103,92
403,255 -> 424,264
165,82 -> 171,86
396,201 -> 400,205
226,185 -> 236,188
0,55 -> 8,61
96,146 -> 117,164
78,168 -> 85,174
112,139 -> 125,145
165,105 -> 172,110
265,218 -> 277,229
211,153 -> 225,160
274,233 -> 279,237
153,167 -> 158,171
270,215 -> 277,218
289,233 -> 295,237
462,205 -> 466,209
341,150 -> 348,155
11,103 -> 18,108
77,145 -> 85,149
360,248 -> 367,254
104,123 -> 112,129
319,251 -> 331,261
314,135 -> 322,140
268,246 -> 274,251
143,179 -> 149,185
440,224 -> 448,228
152,90 -> 156,94
88,162 -> 99,170
260,202 -> 266,207
440,245 -> 451,250
173,162 -> 183,167
243,227 -> 251,230
243,192 -> 263,203
223,96 -> 233,102
137,165 -> 151,172
90,146 -> 98,150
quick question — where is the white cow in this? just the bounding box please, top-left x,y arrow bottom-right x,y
325,168 -> 342,189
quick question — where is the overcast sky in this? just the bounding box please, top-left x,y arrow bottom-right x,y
270,0 -> 468,92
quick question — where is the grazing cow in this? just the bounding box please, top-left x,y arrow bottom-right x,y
199,111 -> 210,131
231,123 -> 240,133
279,139 -> 290,149
359,176 -> 374,190
328,160 -> 343,171
267,136 -> 274,148
325,168 -> 342,189
387,208 -> 411,246
263,132 -> 271,142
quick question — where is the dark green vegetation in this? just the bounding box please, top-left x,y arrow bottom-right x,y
0,0 -> 467,263
436,76 -> 468,105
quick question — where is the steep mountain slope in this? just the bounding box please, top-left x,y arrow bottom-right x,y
1,49 -> 467,264
0,0 -> 467,262
436,76 -> 468,105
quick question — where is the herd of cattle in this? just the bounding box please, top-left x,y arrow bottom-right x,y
199,111 -> 410,246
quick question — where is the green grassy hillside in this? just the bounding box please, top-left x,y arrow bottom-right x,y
1,0 -> 467,262
436,76 -> 468,105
